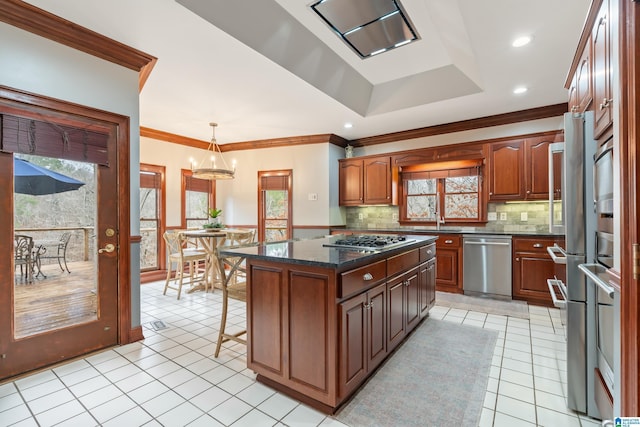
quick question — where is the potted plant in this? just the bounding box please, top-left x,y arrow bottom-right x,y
203,208 -> 224,229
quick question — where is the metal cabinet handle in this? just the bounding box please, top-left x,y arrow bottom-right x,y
444,240 -> 453,244
363,302 -> 370,309
599,98 -> 612,110
533,243 -> 542,248
427,249 -> 433,255
515,257 -> 520,261
363,273 -> 373,281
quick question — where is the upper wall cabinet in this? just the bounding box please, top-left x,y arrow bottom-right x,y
339,156 -> 393,206
574,35 -> 593,113
593,0 -> 613,138
488,133 -> 563,201
525,136 -> 563,200
488,139 -> 524,200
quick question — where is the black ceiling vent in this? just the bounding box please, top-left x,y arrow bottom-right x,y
310,0 -> 420,59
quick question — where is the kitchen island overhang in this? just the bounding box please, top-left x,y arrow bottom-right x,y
219,234 -> 438,413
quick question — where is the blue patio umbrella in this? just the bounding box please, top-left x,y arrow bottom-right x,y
14,158 -> 85,195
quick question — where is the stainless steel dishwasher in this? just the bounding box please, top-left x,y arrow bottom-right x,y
462,235 -> 512,299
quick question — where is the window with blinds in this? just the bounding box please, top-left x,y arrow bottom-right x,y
183,172 -> 214,229
140,166 -> 163,271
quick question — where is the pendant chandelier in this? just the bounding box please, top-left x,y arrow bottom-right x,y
190,122 -> 235,180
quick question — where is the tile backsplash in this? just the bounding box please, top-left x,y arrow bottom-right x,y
345,201 -> 552,233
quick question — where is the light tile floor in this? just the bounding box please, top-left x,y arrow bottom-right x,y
0,281 -> 604,427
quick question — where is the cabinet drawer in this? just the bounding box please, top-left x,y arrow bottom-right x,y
387,249 -> 420,278
420,243 -> 436,262
339,260 -> 386,298
513,237 -> 556,253
436,235 -> 461,248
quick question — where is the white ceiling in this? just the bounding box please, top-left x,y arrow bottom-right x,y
24,0 -> 590,145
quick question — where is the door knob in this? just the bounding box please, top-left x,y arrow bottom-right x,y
98,243 -> 115,254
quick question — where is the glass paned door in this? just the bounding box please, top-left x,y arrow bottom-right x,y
0,126 -> 119,381
264,190 -> 289,242
13,154 -> 98,338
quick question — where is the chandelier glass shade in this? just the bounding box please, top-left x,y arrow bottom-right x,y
190,122 -> 235,180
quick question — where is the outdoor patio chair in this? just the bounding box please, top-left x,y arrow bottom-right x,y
163,230 -> 208,300
37,232 -> 72,273
14,235 -> 34,282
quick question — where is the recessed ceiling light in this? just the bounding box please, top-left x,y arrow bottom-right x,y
344,122 -> 353,129
512,36 -> 532,47
513,86 -> 528,94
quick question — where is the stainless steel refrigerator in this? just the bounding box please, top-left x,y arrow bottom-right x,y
548,111 -> 598,417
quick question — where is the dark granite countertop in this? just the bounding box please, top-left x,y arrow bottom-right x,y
330,227 -> 564,238
219,234 -> 437,269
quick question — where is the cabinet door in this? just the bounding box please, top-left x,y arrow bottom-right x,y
576,35 -> 593,113
404,269 -> 420,333
367,283 -> 387,371
419,258 -> 436,317
513,253 -> 558,306
435,247 -> 461,293
338,292 -> 367,398
593,0 -> 612,138
387,276 -> 406,351
488,140 -> 524,200
568,72 -> 579,113
339,159 -> 363,206
363,156 -> 392,204
525,137 -> 562,200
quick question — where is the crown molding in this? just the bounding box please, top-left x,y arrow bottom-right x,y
0,0 -> 157,91
142,103 -> 566,152
349,103 -> 568,147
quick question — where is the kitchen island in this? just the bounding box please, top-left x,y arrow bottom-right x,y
218,234 -> 437,413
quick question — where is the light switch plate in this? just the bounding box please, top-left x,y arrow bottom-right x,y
499,212 -> 507,221
521,212 -> 528,221
308,193 -> 318,201
488,212 -> 497,221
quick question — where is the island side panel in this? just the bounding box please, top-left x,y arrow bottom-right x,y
247,258 -> 339,407
288,268 -> 337,403
247,262 -> 284,375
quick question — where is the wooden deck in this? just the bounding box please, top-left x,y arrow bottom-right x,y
13,261 -> 97,338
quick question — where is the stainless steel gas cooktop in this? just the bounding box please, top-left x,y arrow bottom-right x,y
323,234 -> 415,251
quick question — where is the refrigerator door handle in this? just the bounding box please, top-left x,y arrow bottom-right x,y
549,142 -> 565,234
547,244 -> 567,264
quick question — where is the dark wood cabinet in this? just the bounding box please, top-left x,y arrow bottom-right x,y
435,234 -> 463,293
512,236 -> 566,306
339,158 -> 364,205
575,34 -> 593,113
419,258 -> 436,320
338,282 -> 386,398
246,240 -> 435,413
339,156 -> 393,206
363,156 -> 393,204
524,136 -> 563,200
593,0 -> 613,138
488,139 -> 524,200
488,134 -> 562,202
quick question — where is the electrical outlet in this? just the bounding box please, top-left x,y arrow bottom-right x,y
488,212 -> 497,221
308,193 -> 318,201
499,212 -> 507,221
392,213 -> 398,221
521,212 -> 528,221
358,213 -> 364,220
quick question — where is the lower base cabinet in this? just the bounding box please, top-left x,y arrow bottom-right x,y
246,241 -> 436,414
338,282 -> 386,398
435,234 -> 462,293
512,237 -> 566,306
